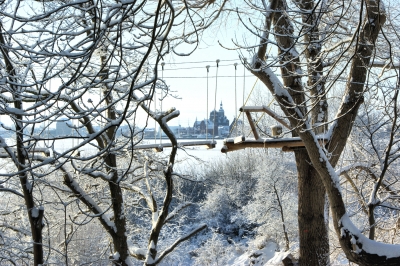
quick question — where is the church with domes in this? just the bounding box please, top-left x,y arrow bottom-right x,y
193,102 -> 230,137
209,101 -> 230,134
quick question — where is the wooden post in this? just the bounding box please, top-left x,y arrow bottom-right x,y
245,111 -> 260,140
240,105 -> 291,129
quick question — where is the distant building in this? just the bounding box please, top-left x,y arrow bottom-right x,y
193,119 -> 202,132
143,128 -> 156,138
56,118 -> 72,136
209,102 -> 230,136
156,125 -> 183,138
193,102 -> 230,137
193,102 -> 229,137
193,119 -> 213,135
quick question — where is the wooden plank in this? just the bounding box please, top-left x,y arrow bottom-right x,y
282,146 -> 305,152
222,141 -> 302,153
245,111 -> 260,140
206,143 -> 216,149
222,140 -> 305,153
240,105 -> 291,129
221,137 -> 327,153
132,140 -> 217,152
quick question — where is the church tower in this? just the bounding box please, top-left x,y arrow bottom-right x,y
209,101 -> 229,136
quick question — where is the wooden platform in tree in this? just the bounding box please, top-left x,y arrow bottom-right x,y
221,136 -> 327,153
223,105 -> 327,153
132,140 -> 217,152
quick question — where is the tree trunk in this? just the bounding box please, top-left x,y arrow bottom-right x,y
0,28 -> 44,266
109,179 -> 129,265
295,149 -> 329,266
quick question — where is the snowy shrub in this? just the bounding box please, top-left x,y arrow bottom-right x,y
197,151 -> 260,237
192,233 -> 242,266
240,156 -> 298,251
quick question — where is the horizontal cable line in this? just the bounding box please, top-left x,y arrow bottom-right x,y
160,63 -> 241,71
160,59 -> 239,65
162,75 -> 256,79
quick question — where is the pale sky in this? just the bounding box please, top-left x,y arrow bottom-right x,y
149,45 -> 259,128
0,5 -> 265,131
140,17 -> 262,129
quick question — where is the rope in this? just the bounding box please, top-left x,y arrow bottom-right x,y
213,59 -> 220,140
242,58 -> 246,134
244,96 -> 276,138
159,75 -> 256,79
206,65 -> 210,140
165,59 -> 238,65
229,77 -> 259,136
161,63 -> 240,71
234,63 -> 238,137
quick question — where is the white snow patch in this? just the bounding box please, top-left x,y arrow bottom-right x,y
129,246 -> 146,257
266,251 -> 293,265
112,252 -> 120,260
340,214 -> 400,258
149,240 -> 156,250
152,211 -> 159,227
124,258 -> 135,266
231,242 -> 278,266
313,133 -> 342,192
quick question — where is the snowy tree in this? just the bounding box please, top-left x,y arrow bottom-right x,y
192,150 -> 298,264
241,157 -> 298,252
0,0 -> 228,265
336,87 -> 400,243
232,0 -> 400,264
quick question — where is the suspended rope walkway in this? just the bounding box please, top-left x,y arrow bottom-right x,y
132,58 -> 325,153
132,140 -> 216,152
134,60 -> 222,152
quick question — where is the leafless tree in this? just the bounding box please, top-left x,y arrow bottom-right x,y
234,0 -> 400,264
337,79 -> 400,243
0,0 -> 227,265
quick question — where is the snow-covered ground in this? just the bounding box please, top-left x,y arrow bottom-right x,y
230,242 -> 292,266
